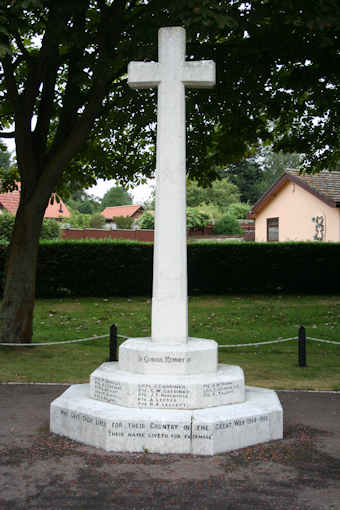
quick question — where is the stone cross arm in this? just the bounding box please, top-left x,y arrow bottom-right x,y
128,60 -> 215,89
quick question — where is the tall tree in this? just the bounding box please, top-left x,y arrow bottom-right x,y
256,149 -> 303,197
223,159 -> 263,204
0,0 -> 339,343
101,186 -> 132,209
224,149 -> 303,204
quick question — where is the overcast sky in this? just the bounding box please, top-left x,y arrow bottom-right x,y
87,178 -> 154,204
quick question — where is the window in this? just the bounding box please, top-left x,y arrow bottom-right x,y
267,218 -> 279,241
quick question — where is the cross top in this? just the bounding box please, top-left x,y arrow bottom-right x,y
128,27 -> 215,90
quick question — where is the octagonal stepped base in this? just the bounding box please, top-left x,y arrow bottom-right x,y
50,384 -> 283,455
90,363 -> 245,410
119,337 -> 218,375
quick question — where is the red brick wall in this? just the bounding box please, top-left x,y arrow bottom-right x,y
61,228 -> 154,242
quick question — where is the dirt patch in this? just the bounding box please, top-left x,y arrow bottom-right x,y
0,385 -> 339,510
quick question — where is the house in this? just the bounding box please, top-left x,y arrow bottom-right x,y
0,184 -> 71,220
248,170 -> 340,242
101,204 -> 144,229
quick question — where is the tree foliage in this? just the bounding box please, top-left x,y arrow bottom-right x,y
223,148 -> 304,204
213,214 -> 243,236
138,211 -> 155,230
101,186 -> 132,209
111,216 -> 134,229
0,212 -> 60,241
186,178 -> 240,210
89,213 -> 105,229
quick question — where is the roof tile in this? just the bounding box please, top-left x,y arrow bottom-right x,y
101,205 -> 144,219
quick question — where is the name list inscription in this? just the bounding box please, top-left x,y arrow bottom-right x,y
137,383 -> 190,408
93,377 -> 122,404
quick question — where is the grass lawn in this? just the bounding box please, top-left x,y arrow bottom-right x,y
0,295 -> 339,390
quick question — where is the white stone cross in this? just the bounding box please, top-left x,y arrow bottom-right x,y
128,27 -> 215,344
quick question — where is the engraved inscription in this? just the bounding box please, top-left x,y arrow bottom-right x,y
137,355 -> 192,364
203,381 -> 234,398
93,377 -> 122,404
137,384 -> 190,408
215,414 -> 269,431
66,410 -> 106,428
106,421 -> 189,441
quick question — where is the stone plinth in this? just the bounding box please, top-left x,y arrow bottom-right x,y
90,362 -> 245,409
50,385 -> 283,455
119,337 -> 218,375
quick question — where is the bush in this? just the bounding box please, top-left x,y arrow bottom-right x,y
0,212 -> 15,242
41,219 -> 61,239
186,208 -> 210,231
139,209 -> 210,231
0,240 -> 339,298
111,216 -> 134,229
89,213 -> 106,229
227,202 -> 251,219
0,213 -> 60,241
213,214 -> 243,235
138,211 -> 155,229
69,211 -> 91,228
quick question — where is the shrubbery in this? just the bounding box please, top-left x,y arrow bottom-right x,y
112,216 -> 134,229
138,209 -> 210,231
138,211 -> 155,229
0,212 -> 15,242
186,208 -> 210,230
89,213 -> 106,229
0,240 -> 339,297
213,214 -> 243,235
0,213 -> 60,242
40,219 -> 61,239
226,202 -> 250,219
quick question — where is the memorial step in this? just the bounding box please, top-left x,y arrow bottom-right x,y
50,384 -> 283,455
90,362 -> 245,410
118,337 -> 218,375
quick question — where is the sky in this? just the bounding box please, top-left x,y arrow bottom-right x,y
87,178 -> 154,204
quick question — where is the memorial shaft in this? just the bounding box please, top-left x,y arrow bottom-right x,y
128,27 -> 215,345
152,29 -> 187,345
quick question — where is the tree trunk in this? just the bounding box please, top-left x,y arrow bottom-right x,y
0,201 -> 46,344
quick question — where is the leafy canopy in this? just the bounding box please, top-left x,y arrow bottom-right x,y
0,0 -> 339,201
101,186 -> 132,209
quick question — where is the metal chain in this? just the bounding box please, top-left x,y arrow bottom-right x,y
1,334 -> 339,348
307,337 -> 340,345
218,337 -> 297,348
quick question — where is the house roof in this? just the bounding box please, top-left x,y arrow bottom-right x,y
101,204 -> 144,219
44,196 -> 71,218
0,185 -> 71,219
248,169 -> 340,218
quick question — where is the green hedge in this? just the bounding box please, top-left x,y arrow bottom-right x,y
0,240 -> 339,297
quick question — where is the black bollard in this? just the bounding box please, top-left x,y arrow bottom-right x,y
298,326 -> 307,367
109,324 -> 118,362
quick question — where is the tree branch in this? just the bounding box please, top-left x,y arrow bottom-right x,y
33,49 -> 59,159
52,5 -> 88,149
14,32 -> 31,61
2,54 -> 19,106
0,131 -> 15,138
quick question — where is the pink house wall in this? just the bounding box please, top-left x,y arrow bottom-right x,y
255,181 -> 340,242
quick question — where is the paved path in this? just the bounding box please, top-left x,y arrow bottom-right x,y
0,384 -> 339,510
